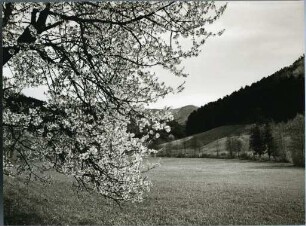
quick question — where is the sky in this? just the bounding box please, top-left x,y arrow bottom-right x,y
148,1 -> 304,109
13,1 -> 305,109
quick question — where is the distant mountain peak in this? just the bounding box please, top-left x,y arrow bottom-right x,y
172,105 -> 198,110
170,105 -> 198,125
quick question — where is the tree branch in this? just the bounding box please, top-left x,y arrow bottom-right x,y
2,3 -> 14,28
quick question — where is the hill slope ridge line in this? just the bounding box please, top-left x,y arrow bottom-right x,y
159,124 -> 251,149
186,56 -> 305,135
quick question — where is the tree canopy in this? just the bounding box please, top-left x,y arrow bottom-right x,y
3,1 -> 226,202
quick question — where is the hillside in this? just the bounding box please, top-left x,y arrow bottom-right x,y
150,105 -> 198,125
157,124 -> 252,157
186,56 -> 305,135
170,105 -> 198,125
5,93 -> 45,113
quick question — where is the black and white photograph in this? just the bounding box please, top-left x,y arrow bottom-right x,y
2,1 -> 305,225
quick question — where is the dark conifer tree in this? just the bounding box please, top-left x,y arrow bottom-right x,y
249,125 -> 265,158
263,124 -> 275,160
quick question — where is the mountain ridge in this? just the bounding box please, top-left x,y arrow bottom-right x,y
170,105 -> 198,125
149,105 -> 198,125
186,56 -> 305,135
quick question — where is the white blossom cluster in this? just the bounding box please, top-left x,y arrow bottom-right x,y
2,1 -> 225,202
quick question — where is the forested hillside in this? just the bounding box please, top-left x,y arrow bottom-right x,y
186,56 -> 305,135
5,93 -> 45,113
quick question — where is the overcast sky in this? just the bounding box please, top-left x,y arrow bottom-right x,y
19,1 -> 304,109
148,1 -> 304,109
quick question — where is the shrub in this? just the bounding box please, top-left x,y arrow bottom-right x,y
287,114 -> 305,167
199,153 -> 212,158
239,153 -> 251,160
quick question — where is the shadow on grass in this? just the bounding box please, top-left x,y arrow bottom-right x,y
4,194 -> 53,225
248,164 -> 301,170
5,212 -> 44,225
4,198 -> 44,225
4,196 -> 97,225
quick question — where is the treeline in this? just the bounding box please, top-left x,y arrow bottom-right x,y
5,92 -> 45,113
225,114 -> 305,166
155,115 -> 304,167
186,56 -> 305,135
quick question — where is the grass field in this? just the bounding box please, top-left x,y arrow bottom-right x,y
4,158 -> 305,225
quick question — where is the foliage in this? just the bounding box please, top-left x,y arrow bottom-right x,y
238,152 -> 252,160
249,125 -> 265,157
225,136 -> 242,158
249,119 -> 304,164
286,114 -> 305,166
168,120 -> 186,139
263,123 -> 277,160
270,122 -> 290,162
186,56 -> 305,135
149,119 -> 186,149
3,1 -> 226,202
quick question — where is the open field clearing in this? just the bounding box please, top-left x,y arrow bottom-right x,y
4,158 -> 305,225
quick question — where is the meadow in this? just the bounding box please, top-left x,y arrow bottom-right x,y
4,158 -> 305,225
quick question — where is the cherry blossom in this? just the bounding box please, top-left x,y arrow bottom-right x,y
3,2 -> 226,202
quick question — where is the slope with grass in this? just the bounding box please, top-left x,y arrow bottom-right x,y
157,124 -> 251,157
200,134 -> 250,156
4,158 -> 305,225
